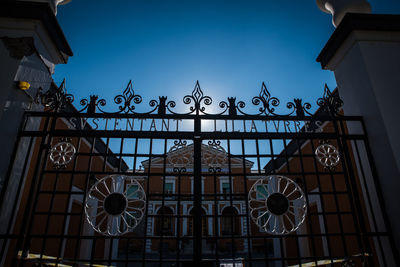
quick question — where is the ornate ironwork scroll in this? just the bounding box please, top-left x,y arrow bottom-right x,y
38,79 -> 342,117
36,79 -> 74,111
166,140 -> 227,168
251,82 -> 280,115
287,98 -> 313,117
167,140 -> 191,167
182,80 -> 212,114
204,140 -> 227,167
317,84 -> 343,115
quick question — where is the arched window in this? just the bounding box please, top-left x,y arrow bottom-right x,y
188,208 -> 207,236
156,206 -> 174,236
221,206 -> 240,236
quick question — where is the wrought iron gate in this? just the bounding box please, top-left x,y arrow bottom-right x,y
0,81 -> 398,266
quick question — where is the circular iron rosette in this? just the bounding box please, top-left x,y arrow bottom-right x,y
85,175 -> 146,236
248,175 -> 307,235
315,143 -> 340,168
49,141 -> 76,168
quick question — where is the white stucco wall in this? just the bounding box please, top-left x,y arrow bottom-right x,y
325,30 -> 400,262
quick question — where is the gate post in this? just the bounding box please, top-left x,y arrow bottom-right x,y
316,6 -> 400,261
0,2 -> 72,264
0,1 -> 72,190
193,115 -> 203,263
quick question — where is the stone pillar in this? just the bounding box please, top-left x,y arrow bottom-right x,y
0,2 -> 72,264
316,12 -> 400,261
0,0 -> 72,188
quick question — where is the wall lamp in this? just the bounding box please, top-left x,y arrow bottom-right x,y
18,81 -> 31,91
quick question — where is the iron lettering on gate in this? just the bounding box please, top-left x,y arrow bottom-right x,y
0,80 -> 398,266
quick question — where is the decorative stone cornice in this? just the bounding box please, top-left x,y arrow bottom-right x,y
17,0 -> 72,15
317,13 -> 400,69
0,1 -> 73,61
1,37 -> 35,59
142,143 -> 254,169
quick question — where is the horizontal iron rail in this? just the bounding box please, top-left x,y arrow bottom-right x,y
2,232 -> 391,239
19,130 -> 366,140
32,212 -> 354,218
23,111 -> 364,121
37,192 -> 245,197
40,170 -> 346,176
15,256 -> 372,263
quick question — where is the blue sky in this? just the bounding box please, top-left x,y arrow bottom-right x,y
53,0 -> 400,114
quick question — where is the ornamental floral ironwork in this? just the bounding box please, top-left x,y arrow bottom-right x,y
36,79 -> 74,112
248,175 -> 307,235
182,80 -> 212,115
85,175 -> 146,236
167,140 -> 191,167
317,84 -> 344,115
251,82 -> 280,115
166,140 -> 227,168
38,79 -> 343,116
315,142 -> 340,169
48,138 -> 76,168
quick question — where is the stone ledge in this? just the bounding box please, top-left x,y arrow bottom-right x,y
0,1 -> 73,60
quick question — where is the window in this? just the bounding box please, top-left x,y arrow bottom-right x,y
161,217 -> 172,234
221,206 -> 240,236
164,182 -> 174,199
156,206 -> 174,236
125,210 -> 140,227
220,264 -> 243,267
125,185 -> 141,227
222,182 -> 230,199
126,184 -> 139,199
164,182 -> 173,194
258,211 -> 270,232
256,184 -> 268,200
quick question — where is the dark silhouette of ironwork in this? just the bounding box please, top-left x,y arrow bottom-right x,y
35,80 -> 336,117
